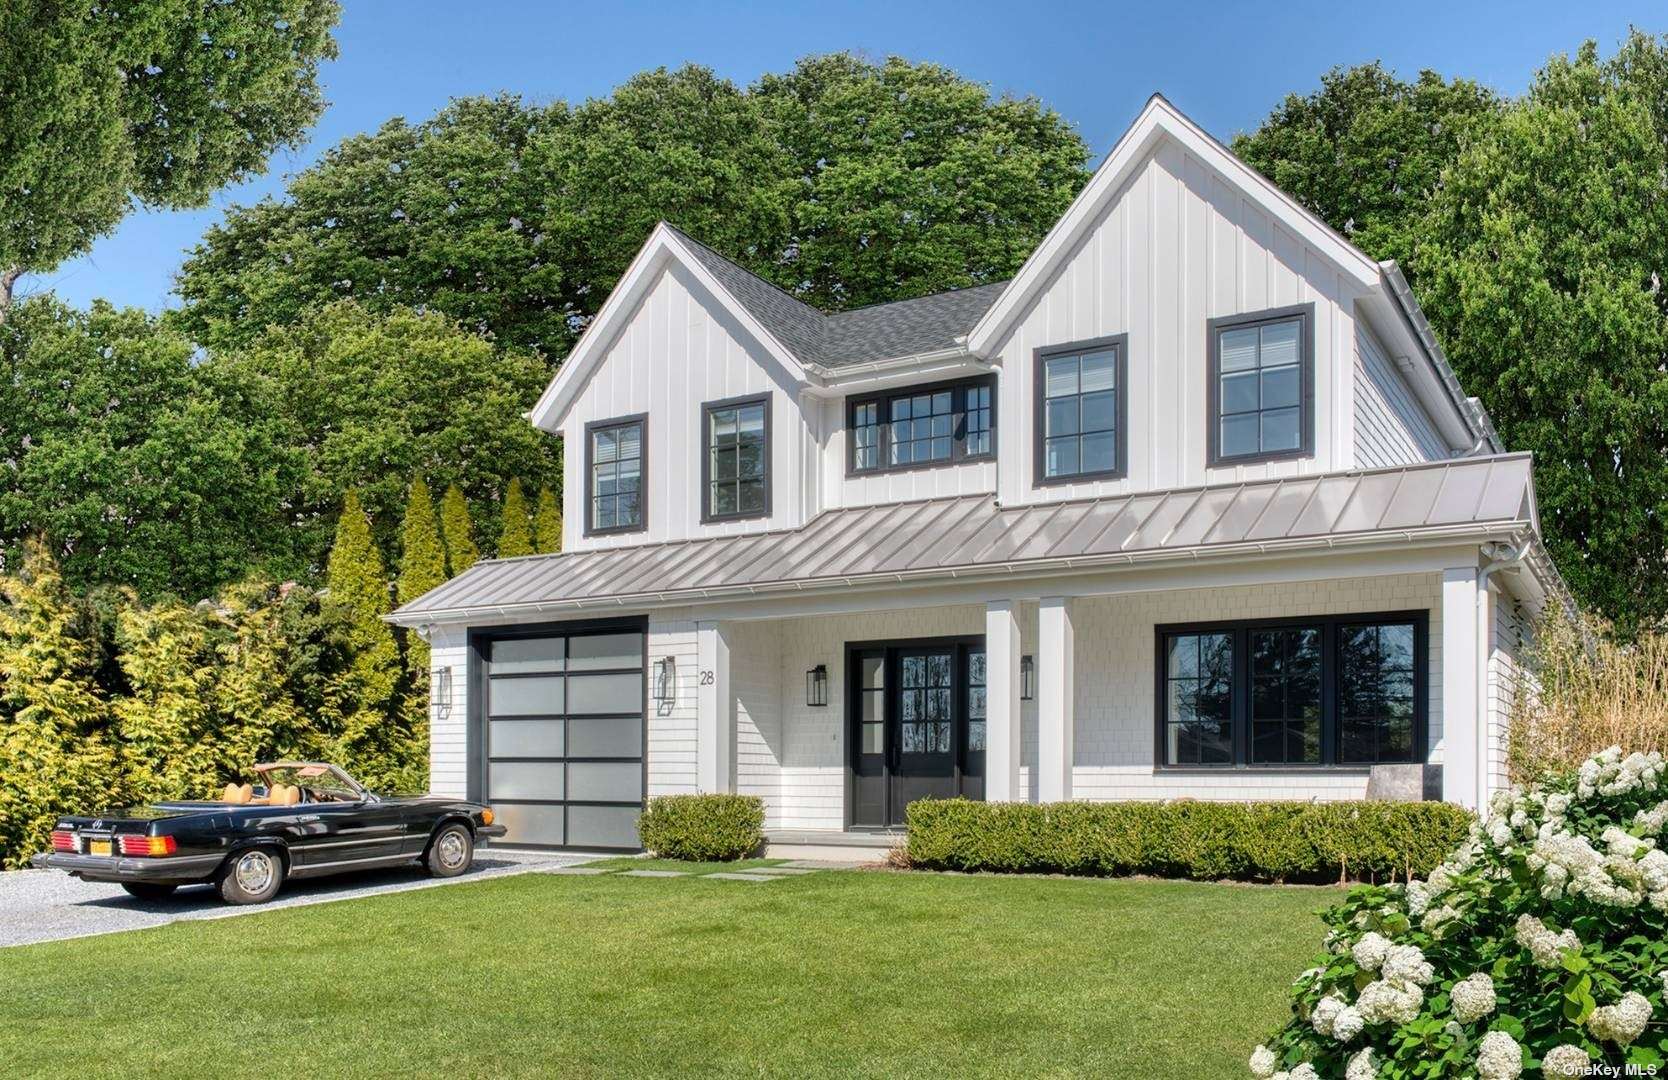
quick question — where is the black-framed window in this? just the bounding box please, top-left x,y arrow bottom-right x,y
846,375 -> 996,475
1155,611 -> 1426,768
1207,304 -> 1314,466
701,393 -> 771,523
584,414 -> 646,536
1034,334 -> 1127,485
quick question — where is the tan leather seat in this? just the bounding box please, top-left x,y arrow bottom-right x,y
238,783 -> 253,804
222,783 -> 242,804
279,784 -> 301,806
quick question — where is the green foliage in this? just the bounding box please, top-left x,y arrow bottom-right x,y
497,478 -> 533,558
439,484 -> 480,577
398,477 -> 446,675
174,55 -> 1091,357
533,485 -> 562,554
0,538 -> 119,867
0,297 -> 302,598
904,798 -> 1472,883
637,793 -> 766,862
0,0 -> 338,308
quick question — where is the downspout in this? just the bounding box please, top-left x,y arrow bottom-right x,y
1475,540 -> 1526,813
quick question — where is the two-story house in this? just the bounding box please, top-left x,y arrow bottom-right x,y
389,95 -> 1567,854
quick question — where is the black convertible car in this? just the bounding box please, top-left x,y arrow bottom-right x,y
31,762 -> 506,904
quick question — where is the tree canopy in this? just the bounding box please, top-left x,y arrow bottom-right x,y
0,0 -> 339,314
173,55 -> 1092,358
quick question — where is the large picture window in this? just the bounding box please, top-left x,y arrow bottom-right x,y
1034,334 -> 1128,485
1207,304 -> 1314,466
701,393 -> 771,523
846,376 -> 996,475
584,414 -> 646,536
1156,612 -> 1425,768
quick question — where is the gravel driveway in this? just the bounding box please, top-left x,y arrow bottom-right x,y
1,848 -> 595,948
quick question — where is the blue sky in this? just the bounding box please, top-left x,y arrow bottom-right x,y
22,0 -> 1664,313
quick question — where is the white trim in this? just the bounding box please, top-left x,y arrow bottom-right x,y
966,95 -> 1381,358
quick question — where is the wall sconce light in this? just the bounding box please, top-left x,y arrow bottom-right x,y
654,656 -> 677,704
805,664 -> 829,707
1020,655 -> 1035,701
430,666 -> 453,722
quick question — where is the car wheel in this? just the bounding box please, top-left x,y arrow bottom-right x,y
218,847 -> 285,905
426,823 -> 474,878
121,882 -> 178,900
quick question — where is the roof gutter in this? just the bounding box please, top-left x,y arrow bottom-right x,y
801,344 -> 985,386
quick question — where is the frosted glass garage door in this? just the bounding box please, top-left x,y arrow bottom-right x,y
481,628 -> 644,849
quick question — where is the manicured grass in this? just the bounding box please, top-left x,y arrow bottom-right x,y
584,855 -> 788,874
4,869 -> 1338,1078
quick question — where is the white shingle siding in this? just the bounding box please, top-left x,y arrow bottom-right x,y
646,617 -> 699,797
427,627 -> 470,799
1354,322 -> 1448,467
1488,590 -> 1533,796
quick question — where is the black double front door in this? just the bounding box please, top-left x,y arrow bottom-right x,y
849,638 -> 986,828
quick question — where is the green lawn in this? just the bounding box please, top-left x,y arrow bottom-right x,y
3,869 -> 1337,1078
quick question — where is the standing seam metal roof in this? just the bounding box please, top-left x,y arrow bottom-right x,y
390,455 -> 1538,623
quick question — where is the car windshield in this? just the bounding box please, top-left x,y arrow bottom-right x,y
255,764 -> 364,803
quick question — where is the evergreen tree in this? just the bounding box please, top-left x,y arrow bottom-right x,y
113,598 -> 219,803
323,491 -> 402,780
533,485 -> 563,554
498,479 -> 534,558
397,477 -> 446,675
438,484 -> 479,577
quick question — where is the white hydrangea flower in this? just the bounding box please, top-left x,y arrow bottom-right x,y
1356,979 -> 1424,1025
1352,932 -> 1392,972
1487,818 -> 1513,847
1404,880 -> 1432,918
1635,800 -> 1668,835
1545,792 -> 1572,818
1343,1048 -> 1377,1080
1514,914 -> 1580,967
1588,991 -> 1653,1045
1475,1029 -> 1523,1079
1540,1044 -> 1591,1078
1332,1006 -> 1364,1042
1380,943 -> 1434,986
1450,972 -> 1497,1023
1287,1065 -> 1319,1080
1661,969 -> 1668,998
1311,996 -> 1344,1038
1421,903 -> 1461,933
1248,1044 -> 1278,1078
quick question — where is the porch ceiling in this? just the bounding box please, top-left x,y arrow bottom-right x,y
388,454 -> 1538,625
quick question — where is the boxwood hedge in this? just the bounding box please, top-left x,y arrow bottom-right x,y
904,798 -> 1473,883
637,793 -> 765,861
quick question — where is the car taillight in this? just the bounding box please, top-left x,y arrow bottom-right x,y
118,835 -> 177,857
50,830 -> 75,852
480,808 -> 494,826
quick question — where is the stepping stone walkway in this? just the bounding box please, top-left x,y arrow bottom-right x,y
542,866 -> 611,876
621,869 -> 689,878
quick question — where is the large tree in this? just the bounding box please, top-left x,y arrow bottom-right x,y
174,55 -> 1092,357
0,0 -> 339,317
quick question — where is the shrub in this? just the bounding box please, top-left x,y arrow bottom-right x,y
1251,747 -> 1668,1078
637,794 -> 765,862
904,798 -> 1471,884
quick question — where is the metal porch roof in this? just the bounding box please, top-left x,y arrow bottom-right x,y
389,454 -> 1538,624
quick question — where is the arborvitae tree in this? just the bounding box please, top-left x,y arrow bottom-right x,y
324,491 -> 401,779
438,484 -> 479,577
398,477 -> 447,677
0,537 -> 119,867
533,485 -> 562,554
113,597 -> 219,802
498,478 -> 534,558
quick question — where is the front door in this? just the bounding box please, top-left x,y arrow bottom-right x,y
849,639 -> 986,828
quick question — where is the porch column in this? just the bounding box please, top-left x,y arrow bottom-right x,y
1037,596 -> 1074,803
696,620 -> 734,794
984,600 -> 1022,802
1441,566 -> 1482,811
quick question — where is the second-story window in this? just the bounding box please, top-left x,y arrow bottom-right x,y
584,414 -> 646,536
1208,304 -> 1314,466
1034,334 -> 1127,485
847,375 -> 997,476
702,394 -> 771,523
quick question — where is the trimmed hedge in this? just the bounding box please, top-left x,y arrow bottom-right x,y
904,798 -> 1473,883
637,793 -> 765,861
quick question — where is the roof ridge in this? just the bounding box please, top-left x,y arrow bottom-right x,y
659,222 -> 827,321
826,279 -> 1013,319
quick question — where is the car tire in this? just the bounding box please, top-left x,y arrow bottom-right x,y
121,882 -> 178,900
218,847 -> 285,905
426,823 -> 474,878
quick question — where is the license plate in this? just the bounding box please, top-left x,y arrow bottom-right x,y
89,839 -> 112,856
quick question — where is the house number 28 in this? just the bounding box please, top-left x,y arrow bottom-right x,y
699,670 -> 715,685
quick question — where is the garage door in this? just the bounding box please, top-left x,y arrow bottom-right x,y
479,626 -> 645,850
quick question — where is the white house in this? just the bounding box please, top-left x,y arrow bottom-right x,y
389,95 -> 1567,855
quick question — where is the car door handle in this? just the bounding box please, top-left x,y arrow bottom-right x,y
295,814 -> 320,823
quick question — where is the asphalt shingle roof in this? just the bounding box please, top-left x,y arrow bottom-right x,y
667,225 -> 1007,371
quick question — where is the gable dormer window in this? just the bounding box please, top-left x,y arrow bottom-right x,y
584,414 -> 646,536
1034,334 -> 1127,485
1207,304 -> 1314,466
846,375 -> 996,476
702,393 -> 771,523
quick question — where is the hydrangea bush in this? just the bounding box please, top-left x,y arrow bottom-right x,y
1252,747 -> 1668,1078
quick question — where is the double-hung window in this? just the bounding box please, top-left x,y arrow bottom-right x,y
1035,335 -> 1127,484
1208,304 -> 1314,465
847,376 -> 996,475
1157,612 -> 1424,768
702,394 -> 771,522
584,414 -> 646,536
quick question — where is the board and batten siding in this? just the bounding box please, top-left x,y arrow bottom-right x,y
817,388 -> 998,509
1354,322 -> 1449,468
558,261 -> 819,553
987,137 -> 1363,506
